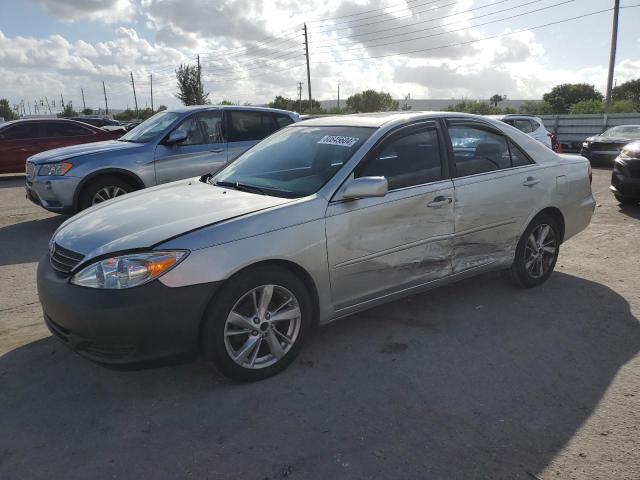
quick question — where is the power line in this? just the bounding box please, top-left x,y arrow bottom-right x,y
313,5 -> 640,65
309,0 -> 573,55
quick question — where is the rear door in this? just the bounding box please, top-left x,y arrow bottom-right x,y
445,119 -> 547,272
42,121 -> 97,150
0,122 -> 45,173
154,110 -> 227,183
226,110 -> 279,161
325,121 -> 454,312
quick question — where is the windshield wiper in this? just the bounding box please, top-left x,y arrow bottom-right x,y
214,180 -> 266,195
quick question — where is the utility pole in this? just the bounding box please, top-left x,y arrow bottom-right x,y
303,24 -> 312,112
81,87 -> 86,111
197,55 -> 202,104
605,0 -> 620,111
130,72 -> 139,117
102,81 -> 109,115
150,74 -> 154,113
337,83 -> 340,112
297,82 -> 303,113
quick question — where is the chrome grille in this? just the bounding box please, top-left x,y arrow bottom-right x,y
50,243 -> 84,274
26,162 -> 35,179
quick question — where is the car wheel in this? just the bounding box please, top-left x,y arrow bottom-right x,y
201,265 -> 312,381
505,213 -> 560,288
79,175 -> 134,210
614,194 -> 638,206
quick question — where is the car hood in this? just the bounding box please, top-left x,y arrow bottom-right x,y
54,179 -> 293,261
587,135 -> 638,144
28,140 -> 143,164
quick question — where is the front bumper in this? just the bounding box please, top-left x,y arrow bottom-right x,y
37,254 -> 220,366
611,171 -> 640,201
25,174 -> 80,214
580,148 -> 620,163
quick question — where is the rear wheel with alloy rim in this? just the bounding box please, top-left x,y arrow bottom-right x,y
505,213 -> 560,288
202,266 -> 311,381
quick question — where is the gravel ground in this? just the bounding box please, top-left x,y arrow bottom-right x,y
0,168 -> 638,480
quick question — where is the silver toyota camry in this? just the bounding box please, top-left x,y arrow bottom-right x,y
38,112 -> 595,380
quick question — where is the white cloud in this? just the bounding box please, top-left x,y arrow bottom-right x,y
29,0 -> 136,23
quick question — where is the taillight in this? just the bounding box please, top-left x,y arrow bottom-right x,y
587,163 -> 592,184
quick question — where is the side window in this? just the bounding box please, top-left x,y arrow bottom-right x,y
46,122 -> 93,137
195,111 -> 224,144
509,140 -> 533,167
514,119 -> 534,134
1,123 -> 40,140
274,113 -> 294,129
356,128 -> 442,190
229,111 -> 276,142
448,125 -> 511,177
174,115 -> 206,146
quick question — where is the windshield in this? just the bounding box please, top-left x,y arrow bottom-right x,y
119,111 -> 181,143
212,126 -> 375,198
602,125 -> 640,138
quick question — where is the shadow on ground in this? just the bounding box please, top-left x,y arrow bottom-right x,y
0,216 -> 66,266
1,272 -> 638,479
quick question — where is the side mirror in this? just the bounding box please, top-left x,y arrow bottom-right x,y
166,129 -> 188,145
340,176 -> 388,200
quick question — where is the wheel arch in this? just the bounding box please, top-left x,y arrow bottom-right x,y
535,206 -> 565,243
73,168 -> 145,211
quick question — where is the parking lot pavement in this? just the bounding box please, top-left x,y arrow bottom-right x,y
0,168 -> 638,480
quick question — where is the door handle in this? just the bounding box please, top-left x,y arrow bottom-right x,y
523,177 -> 540,187
427,196 -> 452,208
210,148 -> 225,153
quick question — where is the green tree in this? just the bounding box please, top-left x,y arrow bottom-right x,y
346,90 -> 399,112
57,103 -> 78,118
542,83 -> 603,114
0,98 -> 17,121
489,94 -> 505,107
519,100 -> 554,115
445,100 -> 501,115
568,99 -> 604,114
175,64 -> 209,106
612,79 -> 640,110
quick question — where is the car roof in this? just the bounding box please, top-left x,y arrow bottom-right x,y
167,105 -> 298,115
293,111 -> 499,128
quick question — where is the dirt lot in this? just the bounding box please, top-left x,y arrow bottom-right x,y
0,168 -> 638,480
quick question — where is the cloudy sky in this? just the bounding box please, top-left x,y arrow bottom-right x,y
0,0 -> 638,112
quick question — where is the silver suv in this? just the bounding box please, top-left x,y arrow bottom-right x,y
25,105 -> 299,213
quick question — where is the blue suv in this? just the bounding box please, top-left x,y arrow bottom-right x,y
25,105 -> 299,213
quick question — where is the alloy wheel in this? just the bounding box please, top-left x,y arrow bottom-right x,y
91,186 -> 128,205
223,284 -> 301,369
524,223 -> 557,279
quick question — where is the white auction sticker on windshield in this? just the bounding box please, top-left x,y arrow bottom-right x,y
317,135 -> 359,148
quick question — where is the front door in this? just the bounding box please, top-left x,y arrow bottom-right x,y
326,122 -> 455,312
154,110 -> 227,183
445,120 -> 547,272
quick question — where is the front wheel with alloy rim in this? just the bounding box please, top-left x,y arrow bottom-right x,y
79,175 -> 134,211
505,213 -> 560,288
201,266 -> 312,381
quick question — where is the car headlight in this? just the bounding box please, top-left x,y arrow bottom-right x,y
71,251 -> 188,289
38,162 -> 73,176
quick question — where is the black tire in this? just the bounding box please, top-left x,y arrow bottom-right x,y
614,194 -> 638,206
78,175 -> 134,211
505,213 -> 560,288
201,265 -> 312,381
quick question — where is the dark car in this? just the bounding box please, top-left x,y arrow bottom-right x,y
70,117 -> 122,128
580,125 -> 640,163
0,119 -> 120,174
610,140 -> 640,205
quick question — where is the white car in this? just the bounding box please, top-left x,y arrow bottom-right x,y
488,114 -> 552,148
